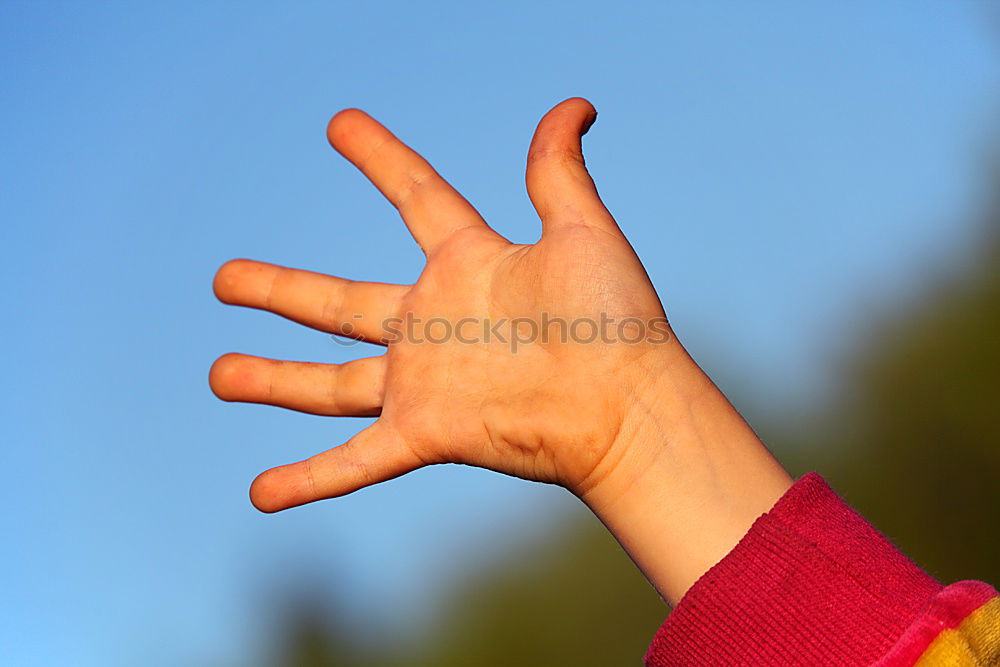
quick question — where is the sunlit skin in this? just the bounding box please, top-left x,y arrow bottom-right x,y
210,98 -> 793,605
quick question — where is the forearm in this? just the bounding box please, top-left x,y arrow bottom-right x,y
578,344 -> 792,605
582,348 -> 1000,665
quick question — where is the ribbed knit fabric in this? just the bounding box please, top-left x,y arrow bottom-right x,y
644,473 -> 997,666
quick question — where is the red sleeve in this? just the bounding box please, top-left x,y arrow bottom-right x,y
644,473 -> 998,666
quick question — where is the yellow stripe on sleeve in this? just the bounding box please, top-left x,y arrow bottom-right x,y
915,596 -> 1000,666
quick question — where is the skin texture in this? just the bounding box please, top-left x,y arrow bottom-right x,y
210,98 -> 793,605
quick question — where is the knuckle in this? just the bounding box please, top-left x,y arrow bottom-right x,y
527,146 -> 583,168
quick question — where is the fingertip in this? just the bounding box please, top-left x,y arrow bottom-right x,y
209,352 -> 251,401
250,460 -> 325,513
213,258 -> 253,304
532,97 -> 598,151
553,97 -> 598,132
249,470 -> 286,513
561,96 -> 596,115
326,108 -> 372,148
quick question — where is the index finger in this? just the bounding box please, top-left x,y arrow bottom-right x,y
327,109 -> 503,254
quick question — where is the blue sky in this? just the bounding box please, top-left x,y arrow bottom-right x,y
2,2 -> 998,665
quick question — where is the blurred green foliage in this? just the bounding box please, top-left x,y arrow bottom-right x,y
263,517 -> 666,666
266,175 -> 1000,667
796,199 -> 1000,587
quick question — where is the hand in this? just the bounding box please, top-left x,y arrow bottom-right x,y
211,98 -> 671,506
211,98 -> 792,604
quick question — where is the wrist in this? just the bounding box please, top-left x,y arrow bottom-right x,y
578,347 -> 792,604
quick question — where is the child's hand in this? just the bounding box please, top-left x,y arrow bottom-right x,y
212,98 -> 674,507
211,98 -> 791,603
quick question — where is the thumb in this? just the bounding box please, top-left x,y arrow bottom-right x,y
525,97 -> 618,235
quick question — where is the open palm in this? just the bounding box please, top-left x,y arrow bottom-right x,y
211,98 -> 681,512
